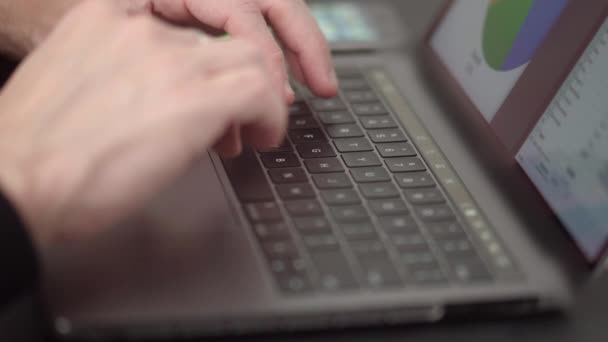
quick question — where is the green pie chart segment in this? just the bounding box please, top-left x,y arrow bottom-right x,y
482,0 -> 570,71
483,0 -> 535,71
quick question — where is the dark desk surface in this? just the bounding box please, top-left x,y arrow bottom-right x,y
1,1 -> 607,341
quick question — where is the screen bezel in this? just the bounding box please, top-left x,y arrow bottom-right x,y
421,0 -> 608,267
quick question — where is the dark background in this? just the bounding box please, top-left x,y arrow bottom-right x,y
0,1 -> 606,341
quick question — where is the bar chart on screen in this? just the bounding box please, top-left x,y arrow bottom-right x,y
517,18 -> 608,260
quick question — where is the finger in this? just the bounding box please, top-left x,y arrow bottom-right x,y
171,65 -> 287,154
214,125 -> 242,158
260,0 -> 338,97
182,0 -> 293,101
286,49 -> 305,85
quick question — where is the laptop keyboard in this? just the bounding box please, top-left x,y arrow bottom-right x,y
222,69 -> 517,295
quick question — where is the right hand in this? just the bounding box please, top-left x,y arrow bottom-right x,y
0,0 -> 286,249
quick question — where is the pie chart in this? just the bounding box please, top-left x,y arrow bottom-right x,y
482,0 -> 570,71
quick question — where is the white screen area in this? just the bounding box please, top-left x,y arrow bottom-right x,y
431,0 -> 568,121
517,19 -> 608,261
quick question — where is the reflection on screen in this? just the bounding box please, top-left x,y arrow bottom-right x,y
517,19 -> 608,260
310,2 -> 378,42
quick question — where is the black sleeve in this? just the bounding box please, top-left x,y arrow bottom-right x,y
0,192 -> 39,308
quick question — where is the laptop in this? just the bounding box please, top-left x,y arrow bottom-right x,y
42,0 -> 608,339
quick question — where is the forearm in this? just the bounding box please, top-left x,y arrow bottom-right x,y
0,0 -> 78,57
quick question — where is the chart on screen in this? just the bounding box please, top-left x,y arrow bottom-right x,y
431,0 -> 569,120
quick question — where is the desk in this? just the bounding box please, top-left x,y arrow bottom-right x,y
1,1 -> 607,341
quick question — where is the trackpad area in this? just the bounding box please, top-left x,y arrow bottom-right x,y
43,154 -> 271,322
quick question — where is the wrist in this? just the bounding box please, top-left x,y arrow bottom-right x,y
0,93 -> 50,250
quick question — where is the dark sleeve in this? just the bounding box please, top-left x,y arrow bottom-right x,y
0,192 -> 39,308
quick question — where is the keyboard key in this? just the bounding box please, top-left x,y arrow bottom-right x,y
353,102 -> 388,116
258,140 -> 293,153
350,167 -> 391,183
289,129 -> 327,144
438,238 -> 477,259
360,115 -> 398,129
293,217 -> 332,234
289,116 -> 319,129
404,188 -> 446,205
318,111 -> 355,125
398,250 -> 438,270
368,129 -> 407,143
311,98 -> 347,112
303,234 -> 341,251
342,152 -> 382,168
254,222 -> 290,240
416,205 -> 455,222
268,257 -> 307,275
336,68 -> 363,78
359,182 -> 400,199
334,137 -> 373,153
304,158 -> 344,173
261,153 -> 301,168
289,101 -> 312,116
338,222 -> 378,240
276,183 -> 316,200
369,199 -> 409,216
262,240 -> 299,257
344,90 -> 378,104
331,205 -> 370,223
321,189 -> 361,206
426,222 -> 467,240
296,143 -> 336,159
378,216 -> 418,233
310,251 -> 359,291
312,173 -> 353,189
285,200 -> 323,217
245,202 -> 283,222
377,142 -> 417,158
326,124 -> 364,138
339,77 -> 371,91
450,259 -> 493,283
276,273 -> 313,294
358,256 -> 403,288
268,168 -> 308,184
410,268 -> 447,285
349,239 -> 386,256
395,172 -> 436,188
222,149 -> 274,202
386,157 -> 426,173
391,232 -> 428,252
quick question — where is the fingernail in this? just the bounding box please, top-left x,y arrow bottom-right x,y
284,82 -> 295,100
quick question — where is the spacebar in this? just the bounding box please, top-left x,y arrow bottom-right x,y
222,149 -> 275,202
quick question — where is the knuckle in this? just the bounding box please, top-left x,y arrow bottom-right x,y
234,0 -> 260,14
240,67 -> 272,98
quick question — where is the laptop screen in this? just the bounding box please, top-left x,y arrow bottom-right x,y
430,0 -> 608,262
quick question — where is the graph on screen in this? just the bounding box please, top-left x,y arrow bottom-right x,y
482,0 -> 569,71
517,18 -> 608,261
432,0 -> 570,120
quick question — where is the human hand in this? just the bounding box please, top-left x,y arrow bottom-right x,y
7,0 -> 337,101
131,0 -> 338,101
0,0 -> 286,249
